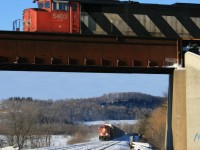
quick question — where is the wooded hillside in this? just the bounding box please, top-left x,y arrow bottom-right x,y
1,92 -> 164,123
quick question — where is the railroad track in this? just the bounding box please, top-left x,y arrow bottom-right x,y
98,141 -> 122,150
36,140 -> 129,150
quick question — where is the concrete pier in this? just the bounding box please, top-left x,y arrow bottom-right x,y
172,52 -> 200,149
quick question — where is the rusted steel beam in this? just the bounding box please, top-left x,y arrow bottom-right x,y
0,31 -> 180,72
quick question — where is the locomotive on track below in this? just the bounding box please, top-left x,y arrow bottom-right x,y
98,124 -> 125,141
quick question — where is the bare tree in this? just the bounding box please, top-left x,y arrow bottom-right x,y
135,108 -> 151,135
37,101 -> 63,147
144,101 -> 168,149
4,99 -> 39,150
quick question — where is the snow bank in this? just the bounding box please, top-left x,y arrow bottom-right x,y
0,146 -> 17,150
77,120 -> 137,126
50,135 -> 72,147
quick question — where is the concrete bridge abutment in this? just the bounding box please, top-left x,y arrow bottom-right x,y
172,52 -> 200,150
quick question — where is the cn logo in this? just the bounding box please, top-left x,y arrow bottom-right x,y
194,133 -> 200,142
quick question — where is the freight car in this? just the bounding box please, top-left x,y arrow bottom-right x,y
23,0 -> 200,39
98,124 -> 124,141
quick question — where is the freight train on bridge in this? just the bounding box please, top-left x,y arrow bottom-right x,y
1,0 -> 200,72
22,0 -> 200,39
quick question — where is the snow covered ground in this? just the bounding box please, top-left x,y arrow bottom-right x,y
77,120 -> 137,126
1,135 -> 130,150
0,146 -> 17,150
1,120 -> 135,150
46,135 -> 73,147
31,135 -> 130,150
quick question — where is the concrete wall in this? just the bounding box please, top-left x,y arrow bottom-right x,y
172,52 -> 200,149
172,69 -> 187,150
185,52 -> 200,149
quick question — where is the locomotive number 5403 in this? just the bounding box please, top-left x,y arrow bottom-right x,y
52,13 -> 68,20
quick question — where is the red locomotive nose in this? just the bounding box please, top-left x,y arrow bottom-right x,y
99,128 -> 107,135
23,0 -> 80,34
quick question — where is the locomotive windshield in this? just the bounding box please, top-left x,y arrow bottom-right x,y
53,1 -> 69,11
38,1 -> 50,9
45,1 -> 50,8
38,2 -> 44,8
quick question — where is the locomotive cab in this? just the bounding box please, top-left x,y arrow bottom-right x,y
23,0 -> 80,33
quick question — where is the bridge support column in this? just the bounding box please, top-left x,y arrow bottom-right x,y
172,68 -> 187,150
185,52 -> 200,149
172,52 -> 200,149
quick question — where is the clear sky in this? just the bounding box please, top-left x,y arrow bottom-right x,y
0,0 -> 199,100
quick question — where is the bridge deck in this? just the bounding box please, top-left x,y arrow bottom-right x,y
0,31 -> 178,73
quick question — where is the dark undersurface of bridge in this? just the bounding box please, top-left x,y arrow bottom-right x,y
0,63 -> 174,74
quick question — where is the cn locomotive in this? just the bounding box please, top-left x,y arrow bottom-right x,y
98,124 -> 124,141
23,0 -> 200,39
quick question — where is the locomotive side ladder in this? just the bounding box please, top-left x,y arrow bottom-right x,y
69,2 -> 80,33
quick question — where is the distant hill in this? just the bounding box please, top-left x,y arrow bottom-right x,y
96,92 -> 164,109
1,92 -> 166,123
57,92 -> 165,122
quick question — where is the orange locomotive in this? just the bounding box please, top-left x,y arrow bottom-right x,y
98,124 -> 125,141
23,0 -> 80,33
98,124 -> 114,141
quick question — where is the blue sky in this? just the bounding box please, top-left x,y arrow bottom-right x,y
0,72 -> 169,100
0,0 -> 199,100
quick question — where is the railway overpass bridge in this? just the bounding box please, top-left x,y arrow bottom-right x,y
0,31 -> 199,149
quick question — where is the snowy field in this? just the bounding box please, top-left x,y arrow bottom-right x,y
0,120 -> 135,150
1,135 -> 130,150
77,119 -> 137,126
30,135 -> 130,150
0,135 -> 77,150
